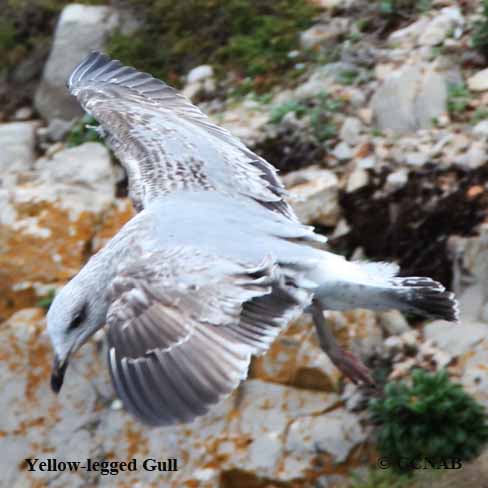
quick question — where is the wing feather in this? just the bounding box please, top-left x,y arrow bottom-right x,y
106,248 -> 305,426
68,51 -> 296,220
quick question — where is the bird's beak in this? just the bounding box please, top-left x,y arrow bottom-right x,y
50,354 -> 68,394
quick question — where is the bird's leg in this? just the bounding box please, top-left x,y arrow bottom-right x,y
310,299 -> 374,385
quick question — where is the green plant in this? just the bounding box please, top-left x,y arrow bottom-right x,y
37,289 -> 56,310
336,69 -> 360,86
369,369 -> 488,472
447,83 -> 472,117
270,100 -> 308,124
66,114 -> 102,147
270,92 -> 342,144
470,107 -> 488,125
378,0 -> 431,16
107,0 -> 318,89
472,0 -> 488,59
348,468 -> 411,488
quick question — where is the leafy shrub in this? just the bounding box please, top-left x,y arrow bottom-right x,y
377,0 -> 431,16
348,468 -> 410,488
470,107 -> 488,125
369,369 -> 488,472
37,289 -> 56,310
107,0 -> 318,89
447,83 -> 472,118
472,0 -> 488,59
66,114 -> 102,147
270,92 -> 342,144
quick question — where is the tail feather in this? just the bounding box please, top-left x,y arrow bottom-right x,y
310,258 -> 459,322
389,277 -> 459,322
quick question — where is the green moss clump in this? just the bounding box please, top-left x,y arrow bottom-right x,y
107,0 -> 318,89
36,288 -> 56,310
473,0 -> 488,59
66,114 -> 102,147
447,82 -> 472,119
270,92 -> 342,144
370,369 -> 488,473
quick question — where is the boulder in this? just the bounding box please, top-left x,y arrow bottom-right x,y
371,62 -> 448,134
418,7 -> 464,47
1,308 -> 370,487
283,165 -> 341,227
295,62 -> 360,99
0,122 -> 37,184
299,18 -> 350,50
468,68 -> 488,92
0,143 -> 119,321
35,4 -> 119,122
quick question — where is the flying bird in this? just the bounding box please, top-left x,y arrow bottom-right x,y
47,52 -> 459,426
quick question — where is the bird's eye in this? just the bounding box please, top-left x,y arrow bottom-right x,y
68,304 -> 87,331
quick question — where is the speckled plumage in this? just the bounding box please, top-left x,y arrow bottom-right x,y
68,51 -> 295,218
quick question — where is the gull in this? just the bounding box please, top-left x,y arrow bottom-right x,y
47,52 -> 458,426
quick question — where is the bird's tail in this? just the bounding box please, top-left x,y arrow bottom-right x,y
310,259 -> 459,322
384,276 -> 458,321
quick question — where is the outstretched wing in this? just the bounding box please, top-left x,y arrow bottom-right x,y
68,51 -> 296,219
105,247 -> 301,426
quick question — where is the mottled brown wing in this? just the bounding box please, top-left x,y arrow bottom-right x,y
105,248 -> 299,426
68,51 -> 296,220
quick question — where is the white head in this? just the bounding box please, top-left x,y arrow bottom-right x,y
47,274 -> 108,393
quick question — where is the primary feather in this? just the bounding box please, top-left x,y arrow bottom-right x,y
68,51 -> 295,219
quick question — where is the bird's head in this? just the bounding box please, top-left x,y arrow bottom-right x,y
47,277 -> 106,394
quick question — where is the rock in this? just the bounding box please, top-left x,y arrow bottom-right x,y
0,122 -> 37,179
457,141 -> 487,169
371,62 -> 448,134
251,315 -> 343,390
358,108 -> 373,125
404,151 -> 429,166
187,65 -> 214,84
215,103 -> 269,146
388,17 -> 430,48
461,340 -> 488,409
35,142 -> 115,195
385,168 -> 409,190
0,308 -> 111,487
300,18 -> 350,50
346,168 -> 369,193
332,141 -> 353,161
13,107 -> 34,121
283,166 -> 340,226
418,7 -> 464,47
449,225 -> 488,321
295,62 -> 359,99
344,87 -> 366,108
183,65 -> 216,99
473,120 -> 488,137
35,4 -> 119,122
0,308 -> 352,488
378,310 -> 411,335
424,320 -> 487,357
310,0 -> 352,8
45,118 -> 76,142
285,409 -> 367,465
340,117 -> 362,146
468,68 -> 488,92
0,143 -> 118,321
